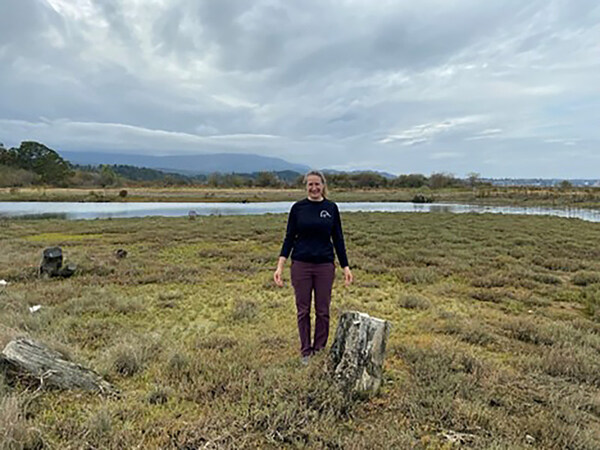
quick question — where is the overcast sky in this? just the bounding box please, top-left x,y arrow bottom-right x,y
1,0 -> 599,177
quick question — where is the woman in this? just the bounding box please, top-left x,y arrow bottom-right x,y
274,170 -> 353,362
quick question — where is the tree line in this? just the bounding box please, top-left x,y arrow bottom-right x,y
1,141 -> 476,189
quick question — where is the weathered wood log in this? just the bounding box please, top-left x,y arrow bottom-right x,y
329,311 -> 390,396
0,338 -> 118,395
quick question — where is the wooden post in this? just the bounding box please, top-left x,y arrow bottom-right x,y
329,311 -> 390,396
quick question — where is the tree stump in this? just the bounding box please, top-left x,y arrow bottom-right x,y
329,311 -> 390,396
40,247 -> 63,277
40,247 -> 76,278
0,338 -> 118,395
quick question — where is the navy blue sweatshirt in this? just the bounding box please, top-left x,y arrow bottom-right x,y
280,198 -> 349,268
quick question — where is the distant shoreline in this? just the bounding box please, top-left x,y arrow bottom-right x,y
2,186 -> 600,210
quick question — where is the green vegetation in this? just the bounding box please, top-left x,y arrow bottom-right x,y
0,142 -> 465,190
2,141 -> 600,211
0,141 -> 472,191
3,185 -> 600,210
0,142 -> 73,186
1,212 -> 600,448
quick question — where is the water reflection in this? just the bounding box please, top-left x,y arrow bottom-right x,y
428,205 -> 453,213
0,201 -> 600,223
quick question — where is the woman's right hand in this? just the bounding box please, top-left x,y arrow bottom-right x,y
273,267 -> 284,287
273,256 -> 286,287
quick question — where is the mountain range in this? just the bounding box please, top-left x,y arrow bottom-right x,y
60,151 -> 310,175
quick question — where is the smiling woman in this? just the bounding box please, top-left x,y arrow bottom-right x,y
274,170 -> 353,363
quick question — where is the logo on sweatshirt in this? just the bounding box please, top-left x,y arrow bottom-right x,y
320,210 -> 332,218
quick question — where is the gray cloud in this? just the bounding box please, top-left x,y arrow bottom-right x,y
0,0 -> 599,177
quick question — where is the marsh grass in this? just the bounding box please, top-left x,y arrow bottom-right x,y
0,394 -> 43,450
397,293 -> 432,310
2,212 -> 600,447
4,185 -> 600,209
571,271 -> 600,286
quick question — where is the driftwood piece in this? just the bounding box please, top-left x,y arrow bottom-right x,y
329,311 -> 390,395
0,338 -> 118,395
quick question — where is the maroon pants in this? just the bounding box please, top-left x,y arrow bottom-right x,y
290,260 -> 335,357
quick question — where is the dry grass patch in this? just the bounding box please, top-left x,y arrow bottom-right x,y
0,395 -> 43,450
2,212 -> 600,446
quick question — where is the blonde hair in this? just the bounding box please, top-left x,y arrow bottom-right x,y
304,170 -> 328,198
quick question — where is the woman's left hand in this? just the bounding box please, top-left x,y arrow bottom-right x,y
343,266 -> 353,286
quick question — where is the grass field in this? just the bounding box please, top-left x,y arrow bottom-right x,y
1,212 -> 600,448
2,185 -> 600,208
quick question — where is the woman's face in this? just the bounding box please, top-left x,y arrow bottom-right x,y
306,174 -> 324,201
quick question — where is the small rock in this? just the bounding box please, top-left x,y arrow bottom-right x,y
439,430 -> 476,445
58,263 -> 77,278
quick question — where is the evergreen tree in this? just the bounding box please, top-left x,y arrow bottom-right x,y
1,141 -> 72,185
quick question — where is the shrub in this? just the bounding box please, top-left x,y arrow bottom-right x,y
533,345 -> 600,386
503,318 -> 554,345
411,193 -> 434,203
442,320 -> 497,346
110,344 -> 144,376
399,267 -> 439,285
230,299 -> 259,321
531,272 -> 562,285
105,338 -> 161,377
581,286 -> 600,320
471,273 -> 511,288
428,172 -> 463,189
0,164 -> 40,187
147,386 -> 169,405
164,355 -> 187,381
392,173 -> 427,188
398,293 -> 432,309
196,335 -> 238,351
470,289 -> 506,303
571,271 -> 600,286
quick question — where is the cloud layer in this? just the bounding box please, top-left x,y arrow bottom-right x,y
1,0 -> 599,176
